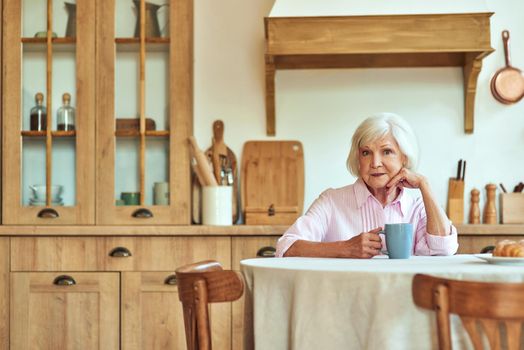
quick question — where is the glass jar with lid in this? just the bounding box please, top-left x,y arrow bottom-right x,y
30,92 -> 46,131
56,93 -> 75,131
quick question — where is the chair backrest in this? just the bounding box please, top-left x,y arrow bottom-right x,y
412,274 -> 524,350
175,260 -> 244,350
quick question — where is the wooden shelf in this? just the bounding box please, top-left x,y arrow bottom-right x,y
115,37 -> 170,52
264,13 -> 494,135
21,130 -> 76,137
456,224 -> 524,235
114,130 -> 170,137
22,37 -> 76,52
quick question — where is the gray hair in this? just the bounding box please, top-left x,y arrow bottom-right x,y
346,113 -> 419,177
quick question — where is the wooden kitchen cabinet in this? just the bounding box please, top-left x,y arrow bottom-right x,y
10,272 -> 120,349
2,0 -> 96,224
96,0 -> 191,225
231,236 -> 279,350
2,0 -> 192,225
7,235 -> 233,349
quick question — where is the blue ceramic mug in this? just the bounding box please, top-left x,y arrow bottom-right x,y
384,223 -> 413,259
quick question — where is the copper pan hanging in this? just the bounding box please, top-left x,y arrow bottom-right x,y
490,30 -> 524,104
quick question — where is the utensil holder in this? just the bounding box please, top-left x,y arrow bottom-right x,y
202,186 -> 232,225
500,193 -> 524,224
447,178 -> 464,224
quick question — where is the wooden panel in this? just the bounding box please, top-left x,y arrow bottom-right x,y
100,236 -> 231,271
170,0 -> 193,224
0,224 -> 289,236
10,272 -> 119,349
0,238 -> 8,349
95,0 -> 116,224
11,237 -> 102,271
266,13 -> 493,55
0,0 -> 2,224
273,52 -> 472,69
2,0 -> 22,224
122,271 -> 231,350
231,236 -> 279,350
11,236 -> 231,271
75,0 -> 96,223
456,224 -> 524,235
457,235 -> 524,254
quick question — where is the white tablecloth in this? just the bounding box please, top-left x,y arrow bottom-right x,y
240,255 -> 524,350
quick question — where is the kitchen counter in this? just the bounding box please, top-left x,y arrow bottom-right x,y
0,224 -> 523,236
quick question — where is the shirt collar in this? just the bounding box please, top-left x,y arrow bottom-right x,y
354,178 -> 407,215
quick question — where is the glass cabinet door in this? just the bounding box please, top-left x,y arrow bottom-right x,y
2,0 -> 95,224
96,0 -> 191,224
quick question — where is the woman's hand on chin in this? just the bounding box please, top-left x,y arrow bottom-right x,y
340,227 -> 383,258
386,168 -> 427,193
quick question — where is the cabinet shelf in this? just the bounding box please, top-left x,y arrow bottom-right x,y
115,37 -> 170,52
264,13 -> 494,135
22,37 -> 76,52
114,130 -> 170,137
21,130 -> 76,137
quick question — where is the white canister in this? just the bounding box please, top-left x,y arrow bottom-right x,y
202,186 -> 233,225
154,182 -> 169,205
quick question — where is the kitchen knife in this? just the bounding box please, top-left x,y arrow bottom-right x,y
456,159 -> 462,180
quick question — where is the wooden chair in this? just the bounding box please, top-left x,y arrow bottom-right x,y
175,260 -> 244,350
412,274 -> 524,350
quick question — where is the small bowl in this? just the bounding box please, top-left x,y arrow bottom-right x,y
29,185 -> 63,201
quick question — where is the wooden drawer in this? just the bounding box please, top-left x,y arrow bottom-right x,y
11,236 -> 231,271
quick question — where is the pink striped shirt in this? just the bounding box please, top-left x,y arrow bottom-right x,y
276,178 -> 458,257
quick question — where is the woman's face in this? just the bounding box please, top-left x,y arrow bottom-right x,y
358,133 -> 406,194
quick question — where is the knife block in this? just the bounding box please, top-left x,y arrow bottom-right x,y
446,178 -> 464,224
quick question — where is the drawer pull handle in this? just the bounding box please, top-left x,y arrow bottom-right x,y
164,275 -> 178,285
53,275 -> 76,286
109,246 -> 132,257
37,208 -> 59,219
256,246 -> 276,258
132,208 -> 153,218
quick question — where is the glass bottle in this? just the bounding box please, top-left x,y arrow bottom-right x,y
57,93 -> 75,131
30,92 -> 46,131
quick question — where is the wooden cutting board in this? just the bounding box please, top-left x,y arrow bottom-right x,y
241,141 -> 304,225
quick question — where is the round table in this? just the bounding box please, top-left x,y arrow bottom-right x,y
240,255 -> 524,350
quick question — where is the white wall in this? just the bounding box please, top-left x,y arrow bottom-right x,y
194,0 -> 524,223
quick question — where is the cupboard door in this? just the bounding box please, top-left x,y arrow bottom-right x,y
122,271 -> 232,350
2,0 -> 96,224
10,272 -> 119,349
96,0 -> 191,225
231,237 -> 279,350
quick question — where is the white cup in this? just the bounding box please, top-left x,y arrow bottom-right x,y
202,186 -> 232,225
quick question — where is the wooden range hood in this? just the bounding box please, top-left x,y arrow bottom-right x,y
264,12 -> 494,135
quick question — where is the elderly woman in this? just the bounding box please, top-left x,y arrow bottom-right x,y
277,113 -> 458,258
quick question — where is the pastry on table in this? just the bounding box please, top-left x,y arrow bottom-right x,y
493,240 -> 524,257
